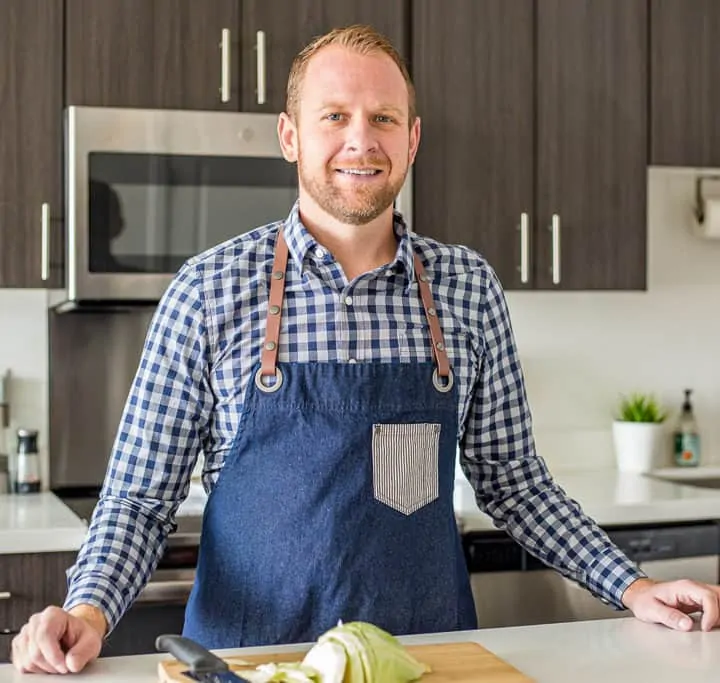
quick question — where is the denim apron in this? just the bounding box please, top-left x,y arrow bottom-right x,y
183,229 -> 476,648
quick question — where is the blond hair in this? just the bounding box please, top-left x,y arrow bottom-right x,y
286,24 -> 416,125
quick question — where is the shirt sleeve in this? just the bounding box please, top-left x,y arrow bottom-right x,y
460,266 -> 645,608
63,263 -> 212,632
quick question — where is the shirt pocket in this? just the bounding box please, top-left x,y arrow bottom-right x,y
371,422 -> 441,515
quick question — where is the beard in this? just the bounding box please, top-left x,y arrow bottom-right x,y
297,149 -> 407,226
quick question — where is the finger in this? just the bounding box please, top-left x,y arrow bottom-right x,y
649,600 -> 694,631
65,627 -> 101,673
34,611 -> 70,673
698,588 -> 720,631
11,632 -> 54,674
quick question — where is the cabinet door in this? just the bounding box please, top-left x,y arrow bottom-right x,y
66,0 -> 239,110
650,0 -> 720,166
0,0 -> 63,288
536,0 -> 647,290
240,0 -> 407,112
412,0 -> 534,289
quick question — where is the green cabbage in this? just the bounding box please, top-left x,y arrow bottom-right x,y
240,621 -> 429,683
303,621 -> 430,683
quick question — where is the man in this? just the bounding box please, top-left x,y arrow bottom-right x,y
12,24 -> 720,675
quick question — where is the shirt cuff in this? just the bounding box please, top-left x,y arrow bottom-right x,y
63,577 -> 128,635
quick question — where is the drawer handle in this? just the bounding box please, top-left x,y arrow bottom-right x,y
0,592 -> 12,600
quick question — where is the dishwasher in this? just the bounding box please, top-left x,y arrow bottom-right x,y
464,520 -> 720,628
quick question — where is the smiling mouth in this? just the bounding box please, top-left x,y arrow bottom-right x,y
335,168 -> 383,176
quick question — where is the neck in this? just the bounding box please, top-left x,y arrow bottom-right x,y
298,202 -> 398,281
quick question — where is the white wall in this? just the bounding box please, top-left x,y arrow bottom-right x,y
0,290 -> 49,487
1,170 -> 719,483
507,168 -> 720,470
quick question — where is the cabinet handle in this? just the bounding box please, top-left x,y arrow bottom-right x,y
256,29 -> 267,105
219,28 -> 231,103
0,592 -> 12,600
41,202 -> 50,282
518,212 -> 530,284
549,213 -> 561,285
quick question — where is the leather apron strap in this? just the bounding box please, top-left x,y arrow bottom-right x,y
259,229 -> 452,390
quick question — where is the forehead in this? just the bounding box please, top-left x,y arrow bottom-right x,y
300,45 -> 409,112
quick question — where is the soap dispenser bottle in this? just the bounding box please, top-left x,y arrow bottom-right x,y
673,389 -> 701,467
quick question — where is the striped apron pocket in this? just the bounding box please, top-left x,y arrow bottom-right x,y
371,423 -> 441,515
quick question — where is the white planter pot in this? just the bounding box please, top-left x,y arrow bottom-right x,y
612,421 -> 667,473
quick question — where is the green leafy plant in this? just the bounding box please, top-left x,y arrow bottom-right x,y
616,393 -> 667,423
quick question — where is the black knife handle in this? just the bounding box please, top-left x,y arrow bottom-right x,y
155,634 -> 230,674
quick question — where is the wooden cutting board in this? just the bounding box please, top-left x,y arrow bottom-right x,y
158,641 -> 533,682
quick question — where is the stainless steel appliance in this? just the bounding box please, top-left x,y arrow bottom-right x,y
465,521 -> 720,628
55,105 -> 413,310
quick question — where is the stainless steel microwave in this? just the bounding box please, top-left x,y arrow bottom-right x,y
54,105 -> 413,310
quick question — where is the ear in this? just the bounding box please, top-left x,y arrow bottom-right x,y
277,112 -> 298,163
408,116 -> 421,166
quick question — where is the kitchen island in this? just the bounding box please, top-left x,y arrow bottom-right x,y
1,617 -> 718,682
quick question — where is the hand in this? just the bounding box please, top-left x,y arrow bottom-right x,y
11,605 -> 105,674
622,577 -> 720,632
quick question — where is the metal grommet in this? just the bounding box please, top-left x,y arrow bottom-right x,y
272,271 -> 284,280
428,307 -> 437,317
435,341 -> 446,351
420,274 -> 431,283
255,367 -> 284,393
432,368 -> 454,393
269,304 -> 280,315
264,341 -> 277,351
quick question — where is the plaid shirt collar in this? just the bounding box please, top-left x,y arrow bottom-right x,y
282,200 -> 416,290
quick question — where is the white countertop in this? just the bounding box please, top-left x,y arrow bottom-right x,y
3,468 -> 720,554
0,493 -> 87,554
454,468 -> 720,532
2,618 -> 718,682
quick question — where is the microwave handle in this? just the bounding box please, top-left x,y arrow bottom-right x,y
41,202 -> 50,282
220,28 -> 231,103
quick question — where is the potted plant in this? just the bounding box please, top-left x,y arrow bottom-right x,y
612,393 -> 668,473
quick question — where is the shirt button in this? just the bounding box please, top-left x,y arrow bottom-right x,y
344,296 -> 353,306
315,246 -> 326,258
348,358 -> 357,364
385,269 -> 394,277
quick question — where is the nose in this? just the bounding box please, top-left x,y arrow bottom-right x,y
343,115 -> 379,155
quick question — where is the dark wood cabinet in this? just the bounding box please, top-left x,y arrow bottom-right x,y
535,0 -> 647,290
240,0 -> 408,112
412,0 -> 535,290
412,0 -> 647,291
66,0 -> 240,110
66,0 -> 407,114
0,552 -> 76,663
0,0 -> 63,288
650,0 -> 720,167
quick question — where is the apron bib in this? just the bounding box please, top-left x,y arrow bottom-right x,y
183,230 -> 476,647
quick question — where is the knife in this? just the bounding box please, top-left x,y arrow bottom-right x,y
156,634 -> 252,683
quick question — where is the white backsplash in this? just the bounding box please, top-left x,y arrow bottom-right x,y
0,289 -> 49,487
1,170 -> 719,485
506,168 -> 720,471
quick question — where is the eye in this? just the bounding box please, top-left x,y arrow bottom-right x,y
375,115 -> 395,124
325,113 -> 343,122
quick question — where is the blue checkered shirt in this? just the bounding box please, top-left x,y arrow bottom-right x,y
63,201 -> 643,632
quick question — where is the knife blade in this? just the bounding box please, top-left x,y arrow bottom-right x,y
155,634 -> 252,683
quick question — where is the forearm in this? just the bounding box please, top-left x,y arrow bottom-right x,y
474,456 -> 646,608
63,495 -> 171,633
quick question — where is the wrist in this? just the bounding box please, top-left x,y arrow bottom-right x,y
67,604 -> 108,638
621,577 -> 656,609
